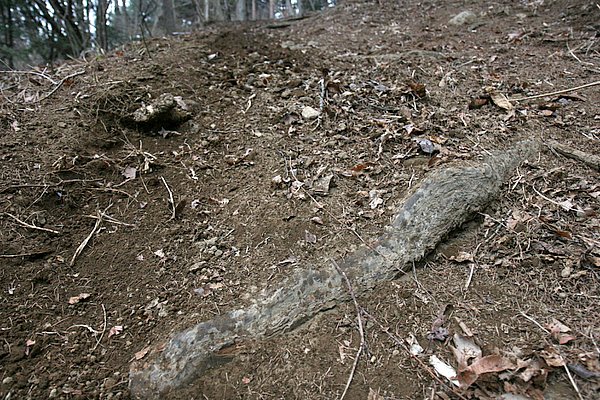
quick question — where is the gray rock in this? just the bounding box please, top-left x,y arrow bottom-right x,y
449,11 -> 477,26
301,106 -> 320,120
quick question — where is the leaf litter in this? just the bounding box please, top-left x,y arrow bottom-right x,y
0,1 -> 599,399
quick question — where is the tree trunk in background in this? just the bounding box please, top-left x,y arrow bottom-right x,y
158,0 -> 177,34
0,0 -> 15,68
284,0 -> 292,17
235,0 -> 246,21
251,0 -> 256,20
95,0 -> 109,50
269,0 -> 274,19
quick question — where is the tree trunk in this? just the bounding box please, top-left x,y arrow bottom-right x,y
158,0 -> 177,34
235,0 -> 245,20
95,0 -> 109,51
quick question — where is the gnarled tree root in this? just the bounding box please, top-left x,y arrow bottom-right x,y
129,140 -> 539,399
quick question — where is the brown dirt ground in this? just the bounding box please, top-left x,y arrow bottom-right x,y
1,0 -> 599,399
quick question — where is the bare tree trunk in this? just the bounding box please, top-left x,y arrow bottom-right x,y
269,0 -> 274,19
95,0 -> 109,51
235,0 -> 245,20
158,0 -> 177,34
0,0 -> 14,68
251,0 -> 256,20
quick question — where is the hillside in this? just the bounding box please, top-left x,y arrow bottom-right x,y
1,1 -> 599,399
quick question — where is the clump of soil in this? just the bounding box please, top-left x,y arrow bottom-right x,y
1,0 -> 599,399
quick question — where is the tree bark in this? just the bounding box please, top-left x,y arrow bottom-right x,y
129,140 -> 540,399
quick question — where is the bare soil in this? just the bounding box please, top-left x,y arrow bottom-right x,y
1,0 -> 599,399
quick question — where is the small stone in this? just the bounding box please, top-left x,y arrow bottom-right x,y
561,266 -> 572,278
449,11 -> 477,26
2,377 -> 13,385
301,106 -> 320,120
49,388 -> 58,398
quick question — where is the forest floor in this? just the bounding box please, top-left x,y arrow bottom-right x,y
1,0 -> 599,399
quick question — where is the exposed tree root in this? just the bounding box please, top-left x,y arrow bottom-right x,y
129,140 -> 540,399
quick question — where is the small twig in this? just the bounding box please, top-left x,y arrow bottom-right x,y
70,209 -> 106,267
511,80 -> 600,101
332,260 -> 365,400
160,176 -> 176,220
2,70 -> 58,85
531,184 -> 576,212
35,70 -> 86,103
465,263 -> 475,290
85,212 -> 135,227
563,363 -> 585,400
68,324 -> 100,335
92,304 -> 108,353
4,213 -> 60,234
519,311 -> 550,334
0,250 -> 51,258
567,42 -> 595,66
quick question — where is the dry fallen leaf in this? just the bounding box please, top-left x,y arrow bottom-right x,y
486,88 -> 514,111
108,325 -> 123,338
68,293 -> 91,305
134,346 -> 151,360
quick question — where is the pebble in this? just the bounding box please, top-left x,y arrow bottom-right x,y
449,10 -> 477,26
2,377 -> 13,385
301,106 -> 320,120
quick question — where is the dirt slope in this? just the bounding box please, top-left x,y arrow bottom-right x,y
1,0 -> 599,399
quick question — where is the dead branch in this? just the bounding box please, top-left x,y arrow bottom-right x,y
70,207 -> 109,267
4,213 -> 60,234
160,176 -> 176,220
511,80 -> 600,101
332,260 -> 365,400
129,140 -> 539,398
34,70 -> 86,103
547,140 -> 600,171
0,250 -> 52,258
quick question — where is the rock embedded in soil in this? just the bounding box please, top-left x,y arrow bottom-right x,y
129,140 -> 539,399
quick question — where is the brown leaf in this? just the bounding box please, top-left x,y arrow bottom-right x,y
489,91 -> 514,110
134,346 -> 151,360
468,97 -> 489,109
408,81 -> 426,97
469,354 -> 514,375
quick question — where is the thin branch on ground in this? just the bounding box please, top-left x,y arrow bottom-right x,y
70,207 -> 110,267
34,70 -> 86,103
0,250 -> 51,258
332,259 -> 365,400
4,212 -> 60,234
511,80 -> 600,101
92,304 -> 108,353
519,311 -> 550,334
160,176 -> 176,220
